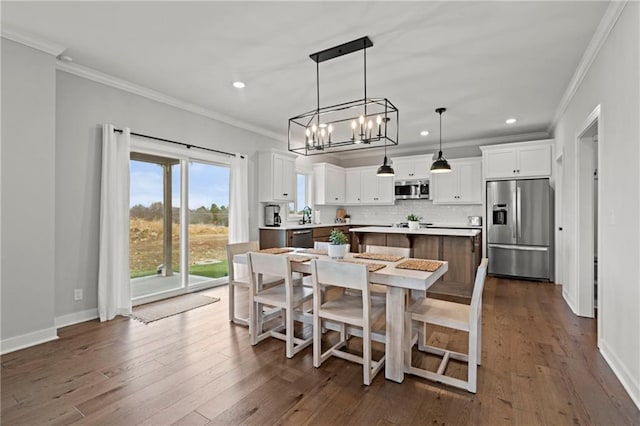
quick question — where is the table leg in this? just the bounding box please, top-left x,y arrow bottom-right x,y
385,286 -> 406,383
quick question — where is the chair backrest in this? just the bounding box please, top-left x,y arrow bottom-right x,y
226,241 -> 259,280
365,245 -> 411,257
311,259 -> 368,292
315,241 -> 351,251
247,252 -> 292,296
469,258 -> 488,322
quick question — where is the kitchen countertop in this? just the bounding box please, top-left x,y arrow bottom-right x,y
350,226 -> 481,237
260,222 -> 482,231
259,222 -> 388,231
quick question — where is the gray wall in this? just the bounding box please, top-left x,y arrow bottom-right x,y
1,39 -> 57,342
54,70 -> 283,319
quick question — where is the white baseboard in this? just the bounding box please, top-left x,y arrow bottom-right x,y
55,308 -> 99,328
1,327 -> 58,355
600,340 -> 640,410
562,288 -> 578,314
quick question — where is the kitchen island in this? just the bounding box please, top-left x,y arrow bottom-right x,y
351,226 -> 482,302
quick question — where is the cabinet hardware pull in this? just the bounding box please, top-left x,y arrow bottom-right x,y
283,193 -> 288,196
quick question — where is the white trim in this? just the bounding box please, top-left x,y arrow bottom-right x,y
549,1 -> 627,132
562,288 -> 578,316
341,131 -> 550,162
573,105 -> 601,319
1,327 -> 58,355
600,340 -> 640,410
130,134 -> 232,166
1,25 -> 66,56
55,309 -> 99,329
56,61 -> 284,143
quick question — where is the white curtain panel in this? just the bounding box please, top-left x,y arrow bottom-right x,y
228,154 -> 249,243
98,124 -> 132,321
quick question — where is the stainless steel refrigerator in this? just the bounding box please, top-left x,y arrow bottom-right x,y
487,178 -> 554,281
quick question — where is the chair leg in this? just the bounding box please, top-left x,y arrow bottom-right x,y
313,315 -> 322,368
477,317 -> 482,366
229,283 -> 235,322
250,300 -> 260,346
285,307 -> 294,359
363,324 -> 372,386
404,313 -> 413,371
468,328 -> 477,393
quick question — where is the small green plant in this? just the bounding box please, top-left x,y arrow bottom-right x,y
407,214 -> 422,222
329,229 -> 349,245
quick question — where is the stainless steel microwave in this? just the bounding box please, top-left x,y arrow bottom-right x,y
394,180 -> 429,200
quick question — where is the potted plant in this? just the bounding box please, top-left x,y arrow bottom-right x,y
407,214 -> 422,230
328,229 -> 349,259
343,214 -> 351,224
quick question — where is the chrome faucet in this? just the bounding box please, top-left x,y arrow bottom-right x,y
302,206 -> 312,224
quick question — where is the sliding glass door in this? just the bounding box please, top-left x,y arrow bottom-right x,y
129,152 -> 229,302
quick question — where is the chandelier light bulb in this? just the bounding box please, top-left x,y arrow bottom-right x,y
359,115 -> 365,124
312,124 -> 317,133
328,124 -> 333,134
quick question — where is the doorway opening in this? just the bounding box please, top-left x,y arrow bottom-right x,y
575,105 -> 601,328
129,153 -> 230,304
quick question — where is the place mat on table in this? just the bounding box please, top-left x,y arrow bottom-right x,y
258,248 -> 294,254
298,248 -> 328,255
338,260 -> 387,272
353,253 -> 404,262
395,259 -> 444,272
287,255 -> 317,263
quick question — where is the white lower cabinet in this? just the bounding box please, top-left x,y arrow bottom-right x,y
431,157 -> 482,204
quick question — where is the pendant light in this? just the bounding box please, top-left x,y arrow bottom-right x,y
377,119 -> 395,176
430,107 -> 452,173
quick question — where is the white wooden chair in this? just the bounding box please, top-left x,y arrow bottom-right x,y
226,241 -> 284,326
404,258 -> 488,393
247,252 -> 313,358
311,259 -> 386,386
364,245 -> 411,295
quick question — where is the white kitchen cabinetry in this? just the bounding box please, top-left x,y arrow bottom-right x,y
345,166 -> 393,205
431,157 -> 482,204
391,154 -> 433,181
314,163 -> 345,205
258,150 -> 296,202
480,140 -> 552,179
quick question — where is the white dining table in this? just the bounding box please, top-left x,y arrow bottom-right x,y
234,249 -> 448,383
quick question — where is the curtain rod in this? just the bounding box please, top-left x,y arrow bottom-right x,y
113,128 -> 244,159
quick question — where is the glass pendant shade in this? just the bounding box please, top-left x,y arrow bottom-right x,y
377,156 -> 395,176
430,151 -> 451,173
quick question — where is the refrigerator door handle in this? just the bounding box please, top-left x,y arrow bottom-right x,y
512,189 -> 517,238
489,243 -> 548,252
516,186 -> 522,239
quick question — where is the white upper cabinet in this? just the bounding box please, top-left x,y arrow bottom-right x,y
345,168 -> 362,204
480,140 -> 553,180
391,154 -> 433,181
431,157 -> 482,204
358,166 -> 394,205
314,163 -> 345,205
258,150 -> 296,202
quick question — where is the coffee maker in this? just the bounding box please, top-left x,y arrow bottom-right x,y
264,204 -> 281,227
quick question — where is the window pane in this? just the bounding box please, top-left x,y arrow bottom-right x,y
297,174 -> 306,213
187,161 -> 230,284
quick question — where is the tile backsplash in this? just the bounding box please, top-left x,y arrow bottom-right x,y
314,200 -> 483,226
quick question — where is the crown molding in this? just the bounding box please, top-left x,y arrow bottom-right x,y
56,60 -> 284,143
337,131 -> 550,161
549,0 -> 628,132
1,25 -> 66,56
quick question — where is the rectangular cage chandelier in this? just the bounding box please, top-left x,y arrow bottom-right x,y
288,36 -> 399,156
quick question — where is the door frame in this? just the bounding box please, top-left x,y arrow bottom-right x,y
573,104 -> 602,338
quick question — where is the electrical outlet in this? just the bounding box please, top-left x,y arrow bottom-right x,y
74,289 -> 83,301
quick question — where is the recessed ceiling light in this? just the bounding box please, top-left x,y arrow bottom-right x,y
232,81 -> 245,89
505,118 -> 517,124
420,130 -> 429,136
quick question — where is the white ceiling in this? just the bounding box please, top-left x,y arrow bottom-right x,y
1,1 -> 609,154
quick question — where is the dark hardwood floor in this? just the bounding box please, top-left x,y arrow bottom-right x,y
2,277 -> 639,425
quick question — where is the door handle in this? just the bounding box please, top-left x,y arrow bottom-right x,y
516,186 -> 522,239
512,189 -> 517,238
